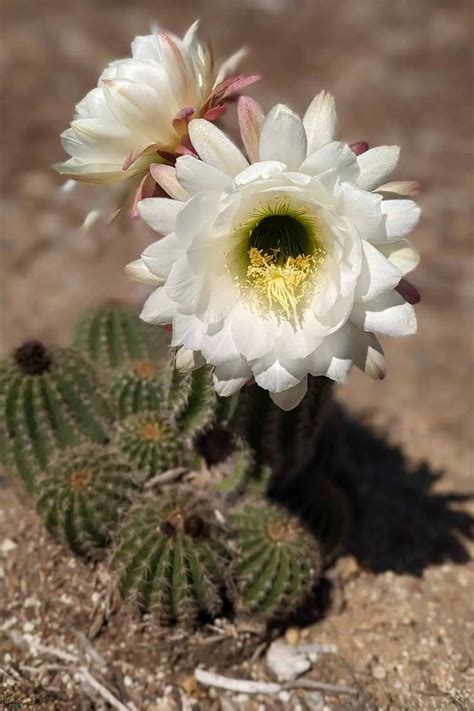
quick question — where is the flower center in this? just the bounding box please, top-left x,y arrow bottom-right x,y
231,203 -> 326,319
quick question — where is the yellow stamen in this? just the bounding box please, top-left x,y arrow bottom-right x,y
246,247 -> 317,319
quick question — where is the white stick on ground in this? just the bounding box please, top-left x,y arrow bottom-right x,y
79,666 -> 132,711
194,668 -> 357,696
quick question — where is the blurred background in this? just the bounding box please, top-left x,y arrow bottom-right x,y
0,1 -> 473,706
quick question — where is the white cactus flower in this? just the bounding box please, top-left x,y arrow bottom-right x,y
128,91 -> 421,410
55,21 -> 256,207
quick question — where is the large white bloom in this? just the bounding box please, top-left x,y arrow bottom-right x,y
55,21 -> 254,195
128,92 -> 421,410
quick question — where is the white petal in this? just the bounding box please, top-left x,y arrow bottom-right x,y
150,164 -> 189,200
230,304 -> 279,361
300,141 -> 359,182
340,182 -> 383,241
172,313 -> 207,350
306,327 -> 353,383
175,348 -> 205,373
354,240 -> 402,303
200,320 -> 241,366
188,119 -> 249,177
138,198 -> 184,235
140,288 -> 176,325
378,240 -> 420,275
376,180 -> 420,197
259,104 -> 307,170
213,359 -> 252,396
214,47 -> 247,85
124,258 -> 164,285
253,358 -> 301,392
270,377 -> 308,410
142,233 -> 181,279
357,146 -> 400,191
165,256 -> 204,305
380,200 -> 421,241
175,155 -> 232,195
233,161 -> 287,187
238,95 -> 265,163
303,91 -> 337,154
274,311 -> 326,360
350,325 -> 385,380
350,290 -> 417,337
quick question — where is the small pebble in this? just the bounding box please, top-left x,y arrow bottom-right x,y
285,627 -> 301,645
372,664 -> 387,680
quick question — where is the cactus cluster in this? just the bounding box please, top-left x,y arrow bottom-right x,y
111,491 -> 228,626
0,341 -> 114,492
0,304 -> 349,629
37,443 -> 139,557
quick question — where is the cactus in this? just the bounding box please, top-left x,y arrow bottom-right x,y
229,376 -> 332,480
36,443 -> 140,557
111,361 -> 166,419
165,365 -> 217,437
73,305 -> 169,371
231,499 -> 322,620
113,411 -> 193,479
111,491 -> 228,626
0,341 -> 115,493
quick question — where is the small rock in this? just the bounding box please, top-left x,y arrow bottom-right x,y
372,664 -> 387,680
266,640 -> 311,682
0,538 -> 17,555
285,627 -> 301,645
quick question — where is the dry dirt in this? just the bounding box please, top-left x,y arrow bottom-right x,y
0,1 -> 473,709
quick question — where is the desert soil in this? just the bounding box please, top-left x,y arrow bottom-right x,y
0,1 -> 473,709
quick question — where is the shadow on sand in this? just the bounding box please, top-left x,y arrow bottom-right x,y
273,401 -> 473,577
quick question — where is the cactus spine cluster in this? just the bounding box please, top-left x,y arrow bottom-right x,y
36,443 -> 139,557
114,411 -> 191,479
111,492 -> 228,626
73,305 -> 169,370
231,500 -> 322,619
0,341 -> 114,492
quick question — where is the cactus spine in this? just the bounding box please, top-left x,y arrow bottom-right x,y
0,342 -> 115,492
111,492 -> 228,626
73,305 -> 169,370
231,500 -> 322,620
37,443 -> 139,557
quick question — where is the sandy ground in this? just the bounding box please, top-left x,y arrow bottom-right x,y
0,0 -> 473,709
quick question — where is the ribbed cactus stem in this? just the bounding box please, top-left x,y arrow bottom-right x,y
111,492 -> 228,626
111,361 -> 166,418
0,343 -> 115,492
36,443 -> 139,557
73,305 -> 169,370
231,499 -> 322,620
229,376 -> 332,480
113,411 -> 191,479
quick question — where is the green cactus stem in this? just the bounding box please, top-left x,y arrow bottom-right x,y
36,443 -> 140,557
73,305 -> 169,370
231,499 -> 322,620
229,376 -> 332,480
111,361 -> 166,419
113,411 -> 192,479
0,341 -> 115,493
111,492 -> 228,626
